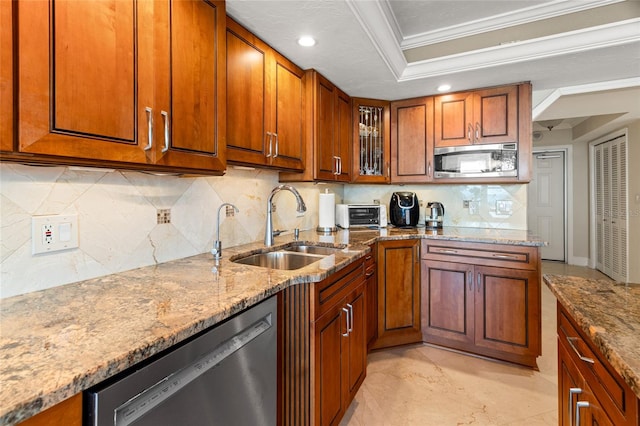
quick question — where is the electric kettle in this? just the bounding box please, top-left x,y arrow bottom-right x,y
426,201 -> 445,229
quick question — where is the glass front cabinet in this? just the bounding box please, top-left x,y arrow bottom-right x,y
352,98 -> 390,183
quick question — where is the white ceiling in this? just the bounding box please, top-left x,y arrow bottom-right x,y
226,0 -> 640,143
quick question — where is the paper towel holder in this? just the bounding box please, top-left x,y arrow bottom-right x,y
317,188 -> 337,234
316,225 -> 337,234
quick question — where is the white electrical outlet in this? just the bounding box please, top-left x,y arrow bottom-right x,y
32,214 -> 79,255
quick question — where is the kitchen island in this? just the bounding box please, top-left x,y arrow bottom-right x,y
544,274 -> 640,425
0,227 -> 542,425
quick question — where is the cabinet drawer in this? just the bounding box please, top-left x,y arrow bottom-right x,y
558,304 -> 638,425
312,258 -> 365,319
421,240 -> 539,270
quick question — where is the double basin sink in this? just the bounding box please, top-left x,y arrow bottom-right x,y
232,244 -> 345,270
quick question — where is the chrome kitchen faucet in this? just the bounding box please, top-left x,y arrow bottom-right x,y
212,202 -> 239,259
265,185 -> 306,246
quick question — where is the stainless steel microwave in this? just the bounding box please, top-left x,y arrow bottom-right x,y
335,204 -> 387,228
434,143 -> 518,178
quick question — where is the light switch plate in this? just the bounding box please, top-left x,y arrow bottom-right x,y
32,214 -> 79,254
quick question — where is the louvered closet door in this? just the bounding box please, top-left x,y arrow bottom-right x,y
595,136 -> 628,282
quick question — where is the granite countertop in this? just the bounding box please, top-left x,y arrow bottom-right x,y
0,227 -> 543,424
543,274 -> 640,399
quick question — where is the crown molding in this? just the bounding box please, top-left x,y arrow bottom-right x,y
345,0 -> 406,79
399,18 -> 640,82
532,77 -> 640,119
399,0 -> 623,50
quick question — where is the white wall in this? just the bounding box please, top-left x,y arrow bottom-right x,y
0,164 -> 343,298
624,121 -> 640,282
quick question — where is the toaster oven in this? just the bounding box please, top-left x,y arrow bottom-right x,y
335,204 -> 387,228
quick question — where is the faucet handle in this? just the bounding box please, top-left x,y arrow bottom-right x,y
212,240 -> 222,259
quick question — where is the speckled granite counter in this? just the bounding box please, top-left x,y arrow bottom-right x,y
0,227 -> 543,425
544,274 -> 640,398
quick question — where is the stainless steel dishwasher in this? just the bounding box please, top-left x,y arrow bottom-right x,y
87,296 -> 277,426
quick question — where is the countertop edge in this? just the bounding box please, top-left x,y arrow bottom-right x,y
1,228 -> 542,424
543,274 -> 640,399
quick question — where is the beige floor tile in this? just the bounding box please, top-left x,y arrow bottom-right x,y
341,261 -> 604,425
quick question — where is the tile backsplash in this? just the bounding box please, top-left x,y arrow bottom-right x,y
0,163 -> 526,298
0,164 -> 342,298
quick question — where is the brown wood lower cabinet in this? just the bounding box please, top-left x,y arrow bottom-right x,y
558,304 -> 639,425
372,239 -> 422,349
420,240 -> 541,367
280,258 -> 366,426
17,393 -> 82,426
364,243 -> 378,349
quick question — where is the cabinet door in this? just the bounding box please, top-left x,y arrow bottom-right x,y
352,98 -> 390,183
559,339 -> 584,426
334,89 -> 352,182
365,261 -> 378,350
421,260 -> 474,348
474,266 -> 540,358
315,74 -> 337,181
314,303 -> 348,426
226,17 -> 269,166
0,0 -> 13,152
346,284 -> 366,402
155,0 -> 226,171
434,92 -> 473,147
390,97 -> 434,183
17,0 -> 153,163
472,85 -> 518,145
374,239 -> 422,348
19,393 -> 82,426
270,52 -> 305,171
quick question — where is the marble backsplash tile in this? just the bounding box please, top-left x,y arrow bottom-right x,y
0,164 -> 342,298
0,163 -> 527,298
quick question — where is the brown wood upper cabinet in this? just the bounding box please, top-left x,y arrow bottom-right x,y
390,96 -> 434,183
14,0 -> 226,174
434,84 -> 518,147
226,18 -> 304,171
352,98 -> 390,183
314,71 -> 352,182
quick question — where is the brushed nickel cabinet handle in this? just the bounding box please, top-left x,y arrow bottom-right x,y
144,107 -> 153,151
346,303 -> 353,332
161,111 -> 169,153
477,272 -> 481,292
265,132 -> 273,158
342,307 -> 350,336
566,337 -> 595,364
569,388 -> 582,425
475,122 -> 481,142
492,253 -> 519,259
468,123 -> 473,143
273,133 -> 279,158
575,401 -> 589,425
467,270 -> 473,291
437,249 -> 458,254
428,161 -> 432,177
333,156 -> 340,175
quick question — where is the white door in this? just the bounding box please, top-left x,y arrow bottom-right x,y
528,151 -> 566,261
594,136 -> 628,282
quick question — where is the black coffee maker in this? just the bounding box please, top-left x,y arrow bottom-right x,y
389,192 -> 419,227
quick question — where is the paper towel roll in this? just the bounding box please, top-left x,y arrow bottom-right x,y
318,191 -> 336,231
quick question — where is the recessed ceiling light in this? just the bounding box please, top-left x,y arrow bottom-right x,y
437,84 -> 451,92
298,36 -> 316,47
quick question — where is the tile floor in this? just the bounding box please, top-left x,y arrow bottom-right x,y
340,262 -> 612,426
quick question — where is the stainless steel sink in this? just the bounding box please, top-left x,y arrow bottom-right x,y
232,251 -> 324,270
283,245 -> 344,255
